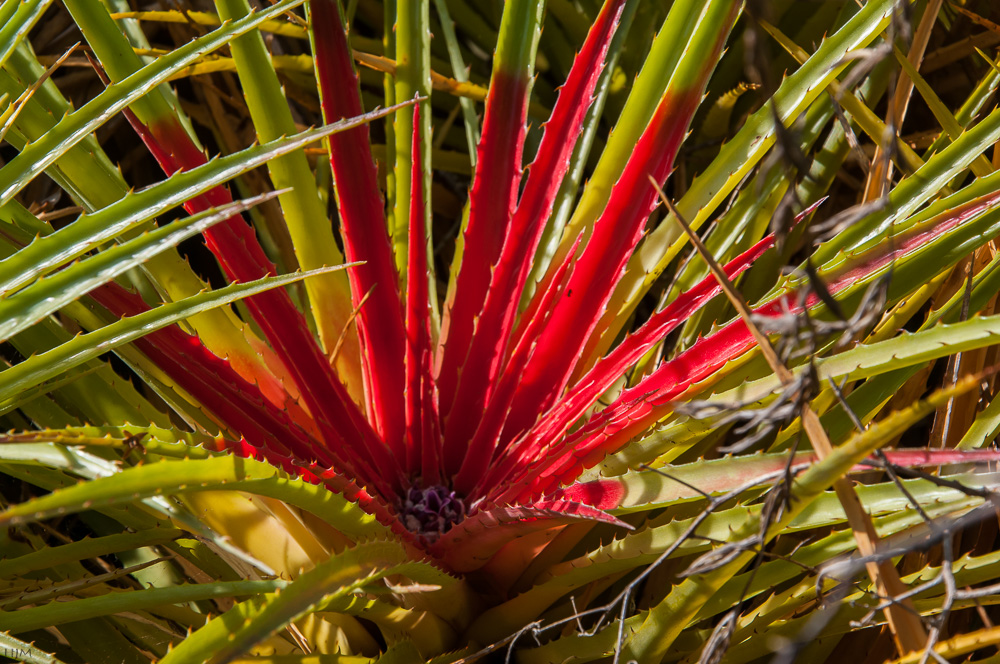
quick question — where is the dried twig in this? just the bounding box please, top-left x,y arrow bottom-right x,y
652,176 -> 929,653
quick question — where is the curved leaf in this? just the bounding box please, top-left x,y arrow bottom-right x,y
0,0 -> 307,206
0,193 -> 277,342
0,265 -> 350,399
159,541 -> 447,664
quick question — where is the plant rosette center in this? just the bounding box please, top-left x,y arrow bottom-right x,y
398,484 -> 468,543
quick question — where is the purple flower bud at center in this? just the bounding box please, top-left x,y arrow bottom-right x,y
399,485 -> 467,544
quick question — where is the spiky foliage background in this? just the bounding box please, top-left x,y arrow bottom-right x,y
7,0 -> 1000,662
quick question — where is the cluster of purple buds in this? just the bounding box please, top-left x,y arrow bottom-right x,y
399,485 -> 468,543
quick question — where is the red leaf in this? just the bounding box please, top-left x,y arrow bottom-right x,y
435,66 -> 532,475
496,4 -> 740,450
505,187 -> 1000,500
108,93 -> 400,492
88,283 -> 402,494
497,88 -> 702,448
403,104 -> 443,483
428,498 -> 630,573
440,0 -> 629,456
552,448 -> 1000,511
491,229 -> 780,491
312,0 -> 407,456
457,233 -> 584,496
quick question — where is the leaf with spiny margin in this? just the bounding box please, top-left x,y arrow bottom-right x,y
517,613 -> 647,664
703,314 -> 1000,413
781,177 -> 1000,449
526,0 -> 639,295
0,103 -> 401,300
922,50 -> 1000,159
0,441 -> 124,479
815,103 -> 1000,264
106,102 -> 389,484
0,362 -> 99,420
513,179 -> 1000,500
19,326 -> 174,428
441,0 -> 628,461
432,0 -> 481,166
387,0 -> 434,295
471,472 -> 995,644
582,0 -> 903,353
891,44 -> 993,178
497,0 -> 740,454
0,528 -> 184,579
159,540 -> 449,664
0,58 -> 122,215
0,425 -> 207,453
193,0 -> 361,391
0,193 -> 278,343
0,445 -> 274,578
743,181 -> 1000,456
428,498 -> 631,574
312,0 -> 407,454
694,494 -> 988,625
496,227 -> 782,489
0,0 -> 307,207
0,453 -> 392,541
959,389 -> 1000,449
404,104 -> 441,482
723,548 -> 1000,664
0,264 -> 349,399
0,579 -> 285,634
548,0 -> 717,273
552,449 -> 1000,513
620,372 -> 982,662
0,58 -> 282,413
667,186 -> 825,358
218,445 -> 402,533
87,282 -> 355,476
377,641 -> 426,664
466,232 -> 584,497
813,168 -> 1000,314
318,596 -> 455,655
0,631 -> 69,664
435,0 -> 545,471
0,0 -> 52,72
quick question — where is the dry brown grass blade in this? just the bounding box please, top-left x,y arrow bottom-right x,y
927,241 -> 1000,451
952,4 -> 1000,39
651,178 -> 929,654
928,256 -> 988,450
863,0 -> 943,203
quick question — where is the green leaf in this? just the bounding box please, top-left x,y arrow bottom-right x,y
0,264 -> 351,399
0,452 -> 391,540
0,527 -> 184,579
0,0 -> 52,71
620,374 -> 974,661
0,192 -> 277,342
472,472 -> 991,644
431,0 -> 481,165
0,0 -> 307,206
592,0 -> 902,328
0,580 -> 284,634
891,43 -> 993,178
159,541 -> 444,664
0,105 -> 400,298
707,314 -> 1000,411
0,630 -> 69,664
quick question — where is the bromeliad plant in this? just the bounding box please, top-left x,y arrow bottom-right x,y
7,0 -> 1000,661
